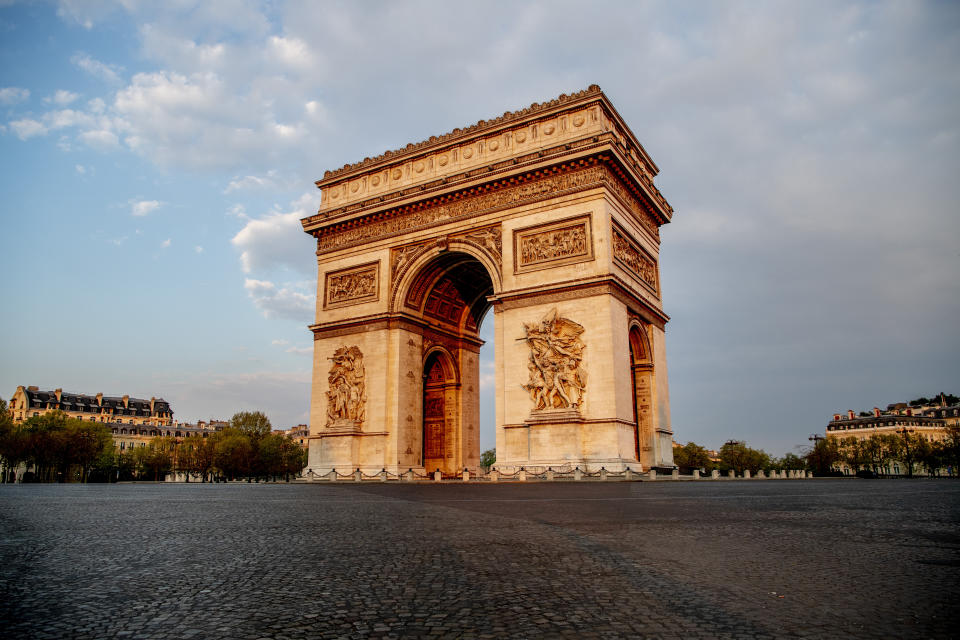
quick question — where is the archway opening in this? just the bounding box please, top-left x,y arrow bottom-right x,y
408,251 -> 496,475
629,325 -> 654,464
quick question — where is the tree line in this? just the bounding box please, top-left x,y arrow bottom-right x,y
0,403 -> 306,483
675,427 -> 960,478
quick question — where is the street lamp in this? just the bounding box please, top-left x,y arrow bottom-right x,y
898,427 -> 914,478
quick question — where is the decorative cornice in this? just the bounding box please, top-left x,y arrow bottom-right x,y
319,85 -> 604,183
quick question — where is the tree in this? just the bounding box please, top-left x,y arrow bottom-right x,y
942,425 -> 960,477
230,411 -> 272,439
719,441 -> 770,474
213,431 -> 254,480
776,453 -> 806,471
673,441 -> 713,473
838,437 -> 870,474
480,448 -> 496,469
804,437 -> 840,476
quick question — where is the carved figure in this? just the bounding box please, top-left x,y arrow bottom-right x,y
327,269 -> 376,304
613,230 -> 658,291
519,224 -> 587,266
521,309 -> 587,411
326,346 -> 366,427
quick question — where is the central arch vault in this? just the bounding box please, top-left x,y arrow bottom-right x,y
301,86 -> 675,475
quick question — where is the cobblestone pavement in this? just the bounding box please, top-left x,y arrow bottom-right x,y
1,480 -> 958,639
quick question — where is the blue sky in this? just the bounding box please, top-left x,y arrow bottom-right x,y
1,1 -> 958,457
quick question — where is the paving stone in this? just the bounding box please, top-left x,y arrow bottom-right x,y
1,481 -> 958,638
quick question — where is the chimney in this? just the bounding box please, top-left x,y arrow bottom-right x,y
96,392 -> 103,406
27,385 -> 38,392
122,395 -> 129,408
54,388 -> 62,402
873,407 -> 881,417
847,409 -> 855,420
833,414 -> 841,421
906,408 -> 912,416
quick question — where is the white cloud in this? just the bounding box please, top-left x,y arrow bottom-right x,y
194,245 -> 204,254
243,278 -> 313,321
131,199 -> 161,217
271,339 -> 289,346
224,169 -> 278,193
226,203 -> 248,219
9,119 -> 46,140
45,90 -> 80,106
285,346 -> 312,356
231,193 -> 318,275
79,129 -> 119,150
71,53 -> 123,84
160,238 -> 171,249
0,87 -> 30,105
75,164 -> 86,174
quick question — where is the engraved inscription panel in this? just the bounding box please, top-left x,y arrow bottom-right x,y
324,262 -> 379,308
514,214 -> 593,274
612,224 -> 659,295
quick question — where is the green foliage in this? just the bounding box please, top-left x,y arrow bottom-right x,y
672,441 -> 713,473
480,448 -> 496,468
775,452 -> 806,470
908,392 -> 958,407
804,437 -> 840,476
230,411 -> 272,438
718,441 -> 770,474
1,411 -> 114,482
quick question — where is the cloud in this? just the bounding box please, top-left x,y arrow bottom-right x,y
75,164 -> 86,174
271,339 -> 289,346
243,278 -> 313,322
160,238 -> 171,248
230,193 -> 318,275
45,90 -> 80,106
79,129 -> 119,149
131,200 -> 161,217
194,245 -> 204,254
285,346 -> 312,356
71,53 -> 123,84
9,119 -> 46,139
0,87 -> 29,105
224,169 -> 278,193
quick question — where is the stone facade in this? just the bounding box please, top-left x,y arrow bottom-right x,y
302,86 -> 675,475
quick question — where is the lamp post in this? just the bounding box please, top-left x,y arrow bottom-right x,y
898,427 -> 914,478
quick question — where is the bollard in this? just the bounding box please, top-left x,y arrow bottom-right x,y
671,468 -> 679,480
546,468 -> 554,481
728,469 -> 735,479
711,469 -> 720,479
354,468 -> 362,482
744,469 -> 751,479
574,467 -> 582,481
433,469 -> 441,482
404,469 -> 414,482
490,469 -> 498,482
649,469 -> 657,480
600,467 -> 607,481
380,468 -> 387,482
330,468 -> 337,482
519,468 -> 527,482
307,470 -> 315,483
625,468 -> 633,481
692,469 -> 699,479
462,468 -> 470,482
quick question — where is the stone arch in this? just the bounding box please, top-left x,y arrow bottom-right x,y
628,320 -> 655,465
390,240 -> 501,317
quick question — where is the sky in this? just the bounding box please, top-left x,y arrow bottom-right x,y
1,0 -> 958,457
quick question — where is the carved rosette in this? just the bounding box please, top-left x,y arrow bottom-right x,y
326,346 -> 366,429
521,309 -> 587,413
612,226 -> 659,294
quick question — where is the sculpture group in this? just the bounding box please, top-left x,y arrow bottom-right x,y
522,309 -> 587,412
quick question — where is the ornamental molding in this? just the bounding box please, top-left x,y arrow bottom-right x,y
323,261 -> 379,309
611,223 -> 659,296
514,214 -> 593,274
311,159 -> 662,257
389,225 -> 502,295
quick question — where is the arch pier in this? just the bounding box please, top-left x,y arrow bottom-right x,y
302,86 -> 676,476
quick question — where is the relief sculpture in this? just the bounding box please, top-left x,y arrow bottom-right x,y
325,263 -> 378,307
521,309 -> 587,411
612,228 -> 658,293
519,225 -> 586,266
326,346 -> 366,428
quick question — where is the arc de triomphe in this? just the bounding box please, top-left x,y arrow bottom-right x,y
301,86 -> 675,475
